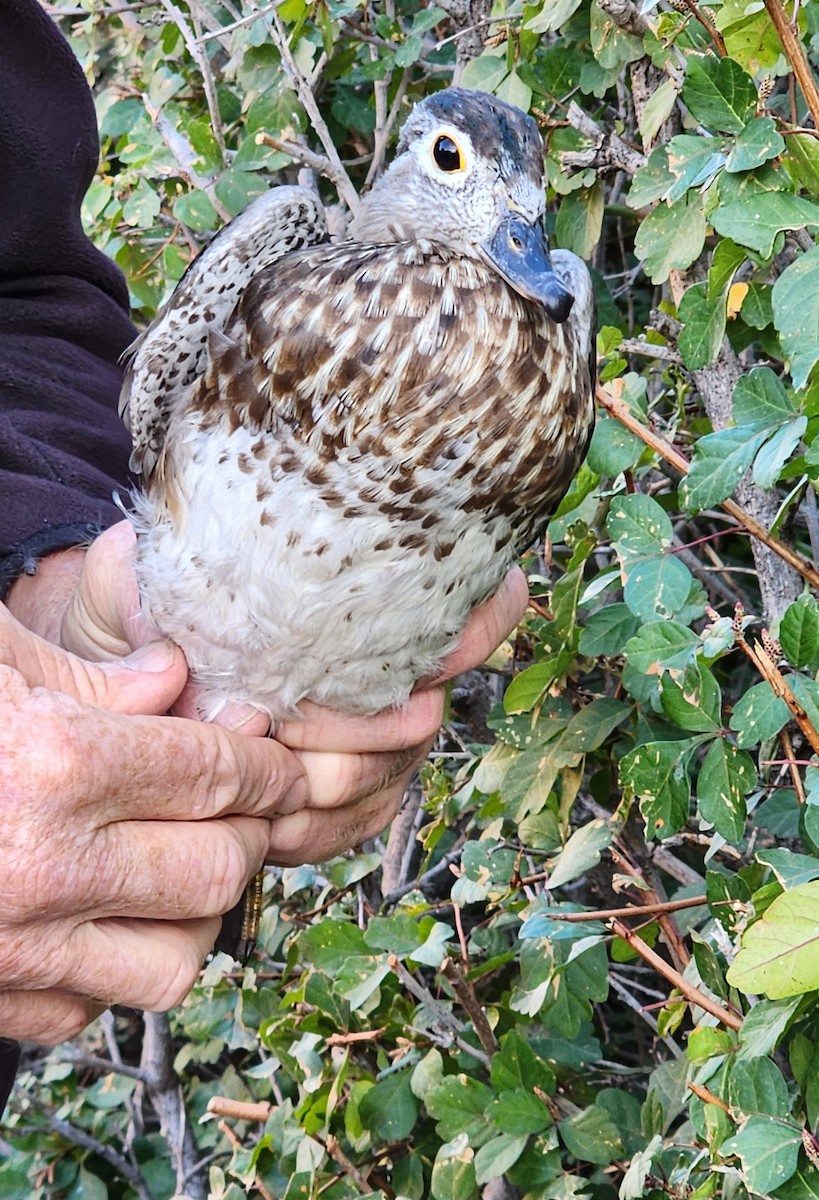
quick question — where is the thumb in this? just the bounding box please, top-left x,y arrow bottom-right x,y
1,606 -> 189,715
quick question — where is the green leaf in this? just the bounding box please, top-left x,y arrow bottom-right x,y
697,740 -> 755,841
473,1134 -> 528,1186
660,669 -> 721,733
488,1090 -> 552,1135
359,1071 -> 419,1141
729,1057 -> 790,1118
503,661 -> 560,714
780,595 -> 819,667
560,698 -> 631,752
556,181 -> 604,259
725,117 -> 785,173
757,847 -> 819,888
590,0 -> 644,69
638,77 -> 678,145
457,48 -> 508,93
733,365 -> 795,426
578,605 -> 640,656
712,193 -> 819,259
787,132 -> 819,193
741,283 -> 774,329
427,1076 -> 494,1145
635,193 -> 707,283
736,996 -> 802,1059
558,1105 -> 624,1165
683,55 -> 756,134
773,246 -> 819,390
547,820 -> 614,890
623,554 -> 695,622
729,681 -> 790,747
722,1115 -> 802,1194
728,881 -> 819,998
678,280 -> 725,369
753,416 -> 808,488
607,492 -> 672,557
624,620 -> 700,676
620,739 -> 698,838
328,851 -> 382,888
775,1165 -> 819,1198
491,1029 -> 556,1096
716,0 -> 786,70
301,920 -> 369,971
525,0 -> 584,33
680,425 -> 767,511
708,238 -> 746,302
430,1136 -> 478,1200
173,189 -> 219,232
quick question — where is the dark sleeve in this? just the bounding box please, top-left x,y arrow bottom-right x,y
0,0 -> 138,598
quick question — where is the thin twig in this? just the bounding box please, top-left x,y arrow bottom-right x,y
544,895 -> 708,921
195,1 -> 284,43
597,384 -> 819,593
763,0 -> 819,129
440,958 -> 499,1056
159,0 -> 226,161
780,726 -> 806,804
218,1120 -> 276,1200
267,8 -> 359,212
21,1105 -> 152,1200
733,622 -> 819,756
325,1027 -> 389,1046
687,1082 -> 732,1113
325,1135 -> 374,1194
609,919 -> 743,1031
207,1096 -> 271,1123
57,1049 -> 149,1083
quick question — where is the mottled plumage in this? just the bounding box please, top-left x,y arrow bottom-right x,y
122,88 -> 596,723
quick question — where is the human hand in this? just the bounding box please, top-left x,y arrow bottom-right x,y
52,522 -> 528,860
0,603 -> 308,1043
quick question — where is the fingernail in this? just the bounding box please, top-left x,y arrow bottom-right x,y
123,639 -> 177,673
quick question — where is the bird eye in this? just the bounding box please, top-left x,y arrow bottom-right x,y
432,134 -> 464,173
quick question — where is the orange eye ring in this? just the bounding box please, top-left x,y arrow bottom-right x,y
432,134 -> 464,173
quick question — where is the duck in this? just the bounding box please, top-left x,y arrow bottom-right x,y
120,86 -> 596,725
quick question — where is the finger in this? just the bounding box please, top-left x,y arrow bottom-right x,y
59,521 -> 149,659
58,916 -> 221,1011
171,683 -> 272,735
426,565 -> 529,684
29,815 -> 270,923
277,687 -> 444,753
1,602 -> 189,715
41,702 -> 307,823
0,989 -> 104,1045
293,744 -> 426,810
267,776 -> 413,866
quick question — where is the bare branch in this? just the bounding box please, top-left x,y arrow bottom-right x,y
141,1012 -> 205,1200
563,102 -> 646,176
266,8 -> 360,213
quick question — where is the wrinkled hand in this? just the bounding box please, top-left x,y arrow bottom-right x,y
0,605 -> 308,1043
53,521 -> 529,864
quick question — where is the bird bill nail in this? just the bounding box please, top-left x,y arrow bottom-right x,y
482,214 -> 575,323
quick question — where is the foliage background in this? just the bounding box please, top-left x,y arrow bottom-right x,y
5,0 -> 819,1197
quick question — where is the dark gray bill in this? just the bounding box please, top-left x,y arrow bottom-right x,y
482,214 -> 574,322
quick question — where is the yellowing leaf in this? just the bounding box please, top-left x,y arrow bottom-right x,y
727,282 -> 749,318
727,881 -> 819,998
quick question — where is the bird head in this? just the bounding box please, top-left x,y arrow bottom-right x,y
350,87 -> 574,323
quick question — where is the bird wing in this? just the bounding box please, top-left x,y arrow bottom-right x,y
186,240 -> 596,531
120,186 -> 328,481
